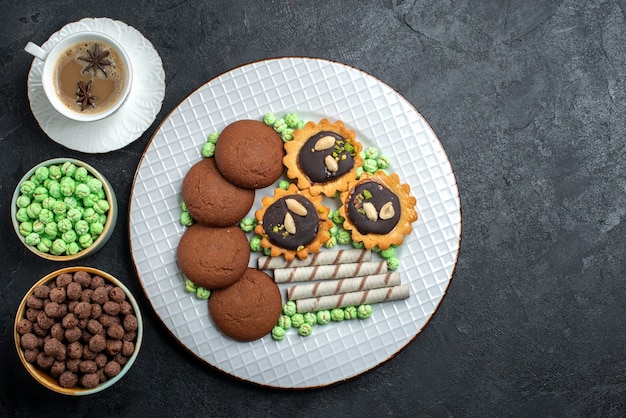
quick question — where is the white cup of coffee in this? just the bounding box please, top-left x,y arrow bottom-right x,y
25,32 -> 133,122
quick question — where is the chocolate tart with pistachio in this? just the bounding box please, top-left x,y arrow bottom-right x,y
339,171 -> 418,250
254,184 -> 333,261
283,119 -> 363,197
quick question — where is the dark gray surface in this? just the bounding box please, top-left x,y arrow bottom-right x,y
1,1 -> 625,416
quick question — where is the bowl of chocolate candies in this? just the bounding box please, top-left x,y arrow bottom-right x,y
14,267 -> 143,395
11,158 -> 117,261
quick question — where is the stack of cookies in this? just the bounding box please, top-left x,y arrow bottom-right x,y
177,120 -> 285,342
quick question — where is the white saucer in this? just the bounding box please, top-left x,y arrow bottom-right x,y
26,18 -> 166,153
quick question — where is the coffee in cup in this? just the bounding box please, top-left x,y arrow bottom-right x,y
25,32 -> 133,122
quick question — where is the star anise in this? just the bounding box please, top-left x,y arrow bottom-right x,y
78,43 -> 112,77
76,80 -> 98,111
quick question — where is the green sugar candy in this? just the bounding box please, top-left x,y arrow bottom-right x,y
271,326 -> 286,341
61,162 -> 77,177
19,222 -> 33,237
377,155 -> 391,169
83,208 -> 99,223
263,112 -> 277,126
34,166 -> 49,181
357,304 -> 373,319
16,208 -> 30,223
386,257 -> 400,270
25,232 -> 41,246
32,221 -> 45,234
283,301 -> 297,316
52,200 -> 67,215
16,195 -> 31,208
66,242 -> 80,255
48,165 -> 62,180
62,230 -> 77,244
249,235 -> 263,252
344,306 -> 358,320
291,313 -> 305,328
303,312 -> 317,325
184,279 -> 198,293
44,222 -> 58,238
32,186 -> 49,202
281,128 -> 294,142
352,240 -> 365,249
207,132 -> 220,144
82,194 -> 97,208
79,233 -> 93,248
364,146 -> 379,159
273,118 -> 287,133
93,200 -> 110,215
277,315 -> 292,329
64,196 -> 79,209
47,181 -> 62,199
298,323 -> 313,337
74,220 -> 89,236
26,202 -> 43,219
57,218 -> 73,233
324,236 -> 337,249
60,177 -> 76,196
50,238 -> 67,256
37,237 -> 52,253
284,113 -> 299,128
330,308 -> 344,322
336,229 -> 351,245
278,180 -> 290,190
89,222 -> 104,236
75,183 -> 90,199
316,310 -> 331,325
196,287 -> 211,299
239,217 -> 256,232
74,167 -> 88,182
67,208 -> 82,223
41,197 -> 56,210
20,180 -> 36,196
363,158 -> 378,173
180,211 -> 193,226
331,210 -> 345,225
201,142 -> 216,158
38,209 -> 54,224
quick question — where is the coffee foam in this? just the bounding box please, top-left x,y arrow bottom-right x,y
53,41 -> 128,115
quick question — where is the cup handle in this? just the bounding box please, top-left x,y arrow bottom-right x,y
24,42 -> 48,61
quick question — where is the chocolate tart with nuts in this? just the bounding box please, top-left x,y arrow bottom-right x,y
254,184 -> 333,261
283,119 -> 363,197
339,171 -> 418,250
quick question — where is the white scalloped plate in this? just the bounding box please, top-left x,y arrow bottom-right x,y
27,17 -> 165,153
129,58 -> 461,388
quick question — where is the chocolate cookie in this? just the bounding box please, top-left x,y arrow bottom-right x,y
214,120 -> 285,189
182,158 -> 255,227
208,268 -> 282,342
177,224 -> 250,289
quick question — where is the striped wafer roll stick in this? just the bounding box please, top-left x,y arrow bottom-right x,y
273,261 -> 387,284
257,249 -> 372,270
287,272 -> 401,300
295,284 -> 410,312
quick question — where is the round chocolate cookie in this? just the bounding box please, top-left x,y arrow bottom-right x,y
209,268 -> 282,342
177,224 -> 250,289
214,120 -> 285,189
182,158 -> 255,227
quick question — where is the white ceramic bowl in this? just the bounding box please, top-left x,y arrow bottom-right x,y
11,158 -> 117,261
14,266 -> 143,395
